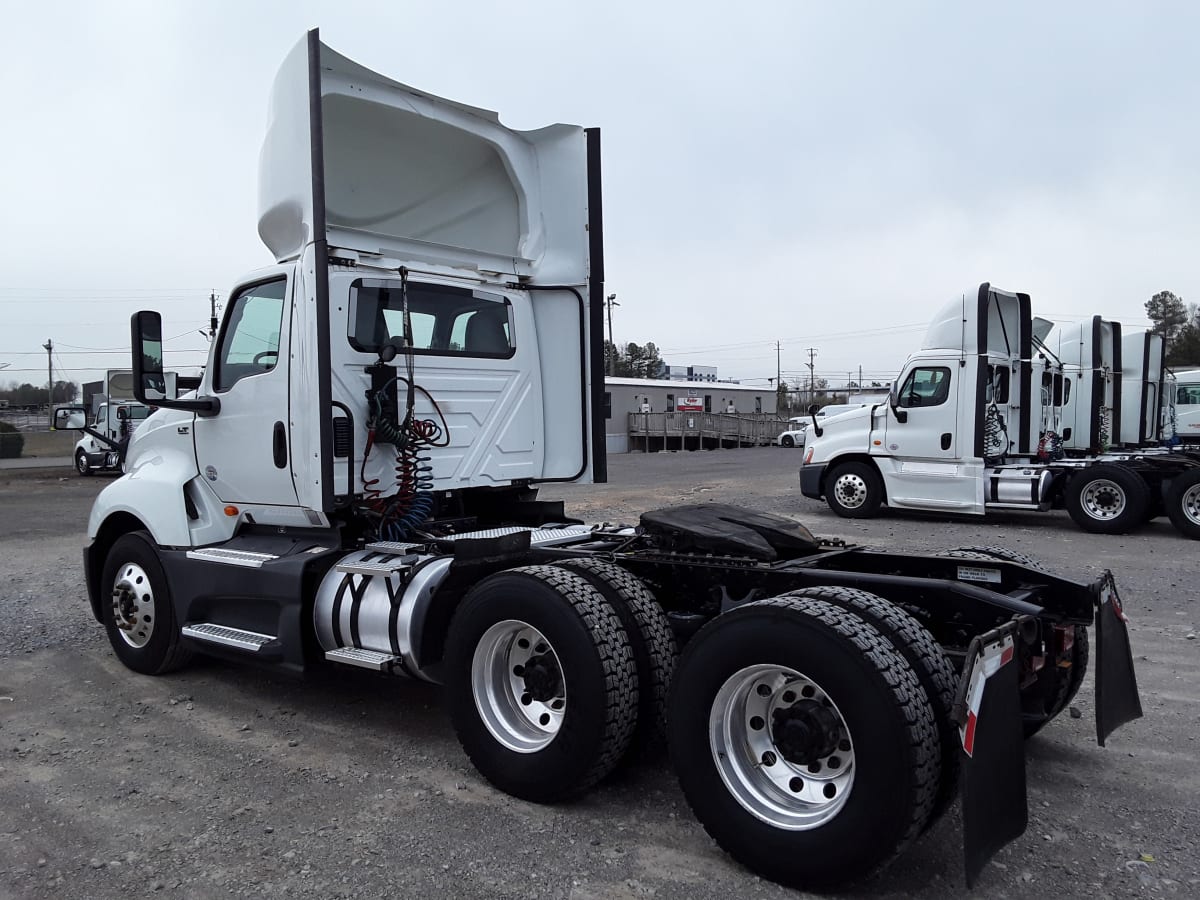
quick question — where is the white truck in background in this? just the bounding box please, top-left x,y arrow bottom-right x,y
1172,367 -> 1200,443
800,283 -> 1200,538
69,370 -> 178,474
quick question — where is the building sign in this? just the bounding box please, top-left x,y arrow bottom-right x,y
678,397 -> 704,411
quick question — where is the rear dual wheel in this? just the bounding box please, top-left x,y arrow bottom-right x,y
444,566 -> 639,802
1065,464 -> 1149,534
669,594 -> 941,888
1165,469 -> 1200,539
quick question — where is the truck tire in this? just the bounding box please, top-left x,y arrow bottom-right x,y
668,595 -> 939,888
1165,469 -> 1200,539
938,545 -> 1044,570
781,434 -> 796,448
825,461 -> 883,518
552,559 -> 677,752
444,565 -> 638,803
1023,626 -> 1089,738
1064,464 -> 1149,534
75,449 -> 93,476
784,586 -> 957,830
100,532 -> 193,675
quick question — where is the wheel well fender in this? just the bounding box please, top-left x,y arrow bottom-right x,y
85,512 -> 149,623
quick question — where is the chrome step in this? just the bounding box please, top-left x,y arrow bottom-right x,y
335,557 -> 414,577
325,647 -> 403,671
182,623 -> 277,651
186,547 -> 278,569
438,525 -> 594,548
366,540 -> 424,554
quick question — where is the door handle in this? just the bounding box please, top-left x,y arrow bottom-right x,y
273,421 -> 287,469
940,432 -> 952,451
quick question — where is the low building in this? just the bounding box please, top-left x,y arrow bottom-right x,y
604,377 -> 777,453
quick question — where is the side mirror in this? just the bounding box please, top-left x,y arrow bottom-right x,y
889,384 -> 909,424
53,406 -> 88,430
116,406 -> 129,421
130,311 -> 219,414
132,311 -> 167,401
807,404 -> 819,415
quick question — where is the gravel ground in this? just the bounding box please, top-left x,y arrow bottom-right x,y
1,449 -> 1198,899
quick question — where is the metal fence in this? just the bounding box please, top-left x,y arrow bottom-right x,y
626,412 -> 791,452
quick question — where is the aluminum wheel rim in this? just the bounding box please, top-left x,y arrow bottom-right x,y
833,473 -> 868,509
111,563 -> 156,648
76,453 -> 88,474
471,619 -> 566,753
1080,479 -> 1126,520
1181,483 -> 1200,526
709,664 -> 855,830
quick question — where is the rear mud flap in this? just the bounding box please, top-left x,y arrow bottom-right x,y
954,622 -> 1027,888
1094,572 -> 1143,746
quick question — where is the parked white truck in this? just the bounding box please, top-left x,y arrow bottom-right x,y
53,35 -> 1143,890
1172,367 -> 1200,443
68,370 -> 180,474
800,284 -> 1200,538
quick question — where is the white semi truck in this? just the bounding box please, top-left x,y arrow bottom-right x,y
800,284 -> 1200,538
54,33 -> 1143,890
68,370 -> 179,474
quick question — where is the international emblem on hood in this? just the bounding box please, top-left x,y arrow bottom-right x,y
205,465 -> 218,482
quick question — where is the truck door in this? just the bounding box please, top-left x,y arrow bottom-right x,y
191,273 -> 299,508
880,365 -> 978,511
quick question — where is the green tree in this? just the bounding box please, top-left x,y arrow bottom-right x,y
776,379 -> 790,413
1146,290 -> 1188,342
606,341 -> 665,379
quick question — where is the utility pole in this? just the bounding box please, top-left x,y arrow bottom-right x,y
209,291 -> 220,340
42,338 -> 53,414
774,341 -> 783,412
806,347 -> 817,406
605,293 -> 619,375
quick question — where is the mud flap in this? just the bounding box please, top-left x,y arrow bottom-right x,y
1094,572 -> 1143,746
954,622 -> 1027,888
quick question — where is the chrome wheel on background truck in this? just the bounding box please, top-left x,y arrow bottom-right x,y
825,461 -> 884,518
1165,469 -> 1200,539
1064,465 -> 1150,534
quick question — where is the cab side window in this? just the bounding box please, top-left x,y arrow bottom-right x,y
215,279 -> 287,392
898,366 -> 951,408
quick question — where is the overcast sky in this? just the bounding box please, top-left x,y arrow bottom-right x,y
1,1 -> 1197,392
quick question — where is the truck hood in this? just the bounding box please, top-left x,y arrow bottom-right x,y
258,30 -> 592,283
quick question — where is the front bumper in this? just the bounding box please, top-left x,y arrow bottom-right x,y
799,462 -> 824,499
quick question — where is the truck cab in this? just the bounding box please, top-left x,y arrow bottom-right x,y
90,33 -> 606,552
801,283 -> 1033,516
74,400 -> 150,475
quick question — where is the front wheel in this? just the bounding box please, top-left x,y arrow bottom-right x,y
75,449 -> 93,476
826,461 -> 883,518
1165,469 -> 1200,539
669,595 -> 938,888
444,566 -> 638,803
100,532 -> 193,674
1064,464 -> 1149,534
781,435 -> 795,448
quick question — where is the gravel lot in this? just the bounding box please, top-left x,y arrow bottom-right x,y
1,449 -> 1198,899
